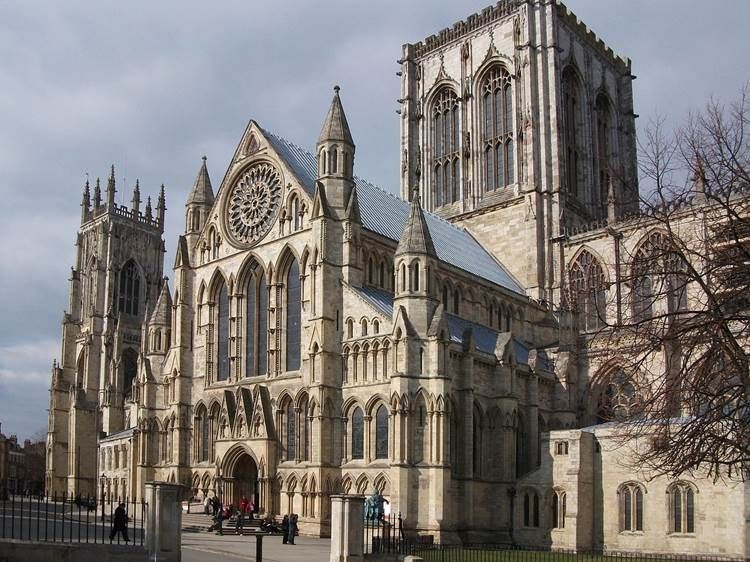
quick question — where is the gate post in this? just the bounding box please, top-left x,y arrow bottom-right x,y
329,494 -> 365,562
145,481 -> 184,562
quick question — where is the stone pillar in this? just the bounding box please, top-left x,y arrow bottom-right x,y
329,494 -> 364,562
145,481 -> 183,562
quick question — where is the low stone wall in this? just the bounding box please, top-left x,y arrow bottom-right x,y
0,539 -> 147,562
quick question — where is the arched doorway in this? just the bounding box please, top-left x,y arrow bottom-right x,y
230,453 -> 259,509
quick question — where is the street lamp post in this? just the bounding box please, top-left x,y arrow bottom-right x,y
100,473 -> 106,521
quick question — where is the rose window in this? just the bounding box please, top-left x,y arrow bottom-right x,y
226,163 -> 282,245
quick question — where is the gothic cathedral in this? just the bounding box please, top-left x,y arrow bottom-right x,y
46,1 -> 748,557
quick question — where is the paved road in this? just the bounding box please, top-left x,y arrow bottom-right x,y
182,507 -> 330,562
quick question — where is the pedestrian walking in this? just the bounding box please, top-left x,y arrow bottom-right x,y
235,505 -> 245,534
248,499 -> 255,519
109,503 -> 130,543
281,514 -> 289,544
288,513 -> 298,545
203,495 -> 211,515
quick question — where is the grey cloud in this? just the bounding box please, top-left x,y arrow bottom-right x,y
1,0 -> 748,440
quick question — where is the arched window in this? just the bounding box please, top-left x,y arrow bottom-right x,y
300,395 -> 310,461
351,407 -> 364,460
523,491 -> 540,528
595,94 -> 612,212
286,260 -> 301,371
118,260 -> 141,316
375,405 -> 389,460
552,489 -> 566,529
198,406 -> 209,462
346,319 -> 353,339
361,319 -> 368,337
669,482 -> 695,534
569,250 -> 606,331
284,399 -> 296,461
453,288 -> 460,315
472,403 -> 483,477
217,282 -> 230,381
122,348 -> 138,399
481,66 -> 514,191
432,88 -> 461,206
597,368 -> 643,423
619,483 -> 644,532
379,262 -> 385,287
293,197 -> 301,231
562,67 -> 583,198
245,268 -> 268,377
632,232 -> 688,322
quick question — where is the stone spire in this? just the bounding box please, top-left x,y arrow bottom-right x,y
93,177 -> 102,208
396,188 -> 436,257
145,196 -> 153,221
156,183 -> 166,228
185,156 -> 214,236
149,278 -> 172,326
131,179 -> 141,214
187,156 -> 214,206
106,165 -> 116,207
316,86 -> 356,212
318,85 -> 354,147
81,179 -> 91,222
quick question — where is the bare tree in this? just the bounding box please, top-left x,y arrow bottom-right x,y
593,85 -> 750,481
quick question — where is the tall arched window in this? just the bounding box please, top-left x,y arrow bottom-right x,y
619,483 -> 644,532
562,67 -> 583,198
523,491 -> 540,527
351,407 -> 364,460
300,395 -> 310,461
286,260 -> 301,371
245,269 -> 268,377
118,260 -> 141,315
552,489 -> 566,529
432,88 -> 460,207
669,482 -> 695,534
217,282 -> 230,381
375,405 -> 389,460
121,348 -> 138,399
595,94 -> 612,212
472,403 -> 483,477
481,66 -> 514,191
199,406 -> 209,462
632,232 -> 688,322
284,399 -> 296,461
569,250 -> 606,331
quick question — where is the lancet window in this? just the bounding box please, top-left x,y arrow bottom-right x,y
481,66 -> 514,191
432,88 -> 461,206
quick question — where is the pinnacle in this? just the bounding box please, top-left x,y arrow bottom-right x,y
187,155 -> 214,206
318,85 -> 354,147
396,190 -> 436,257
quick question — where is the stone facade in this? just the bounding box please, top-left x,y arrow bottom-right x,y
46,0 -> 748,558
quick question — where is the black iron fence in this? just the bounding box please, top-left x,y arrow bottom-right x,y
404,545 -> 742,562
363,517 -> 740,561
0,492 -> 146,546
364,511 -> 407,554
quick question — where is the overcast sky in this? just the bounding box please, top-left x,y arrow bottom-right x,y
1,0 -> 748,442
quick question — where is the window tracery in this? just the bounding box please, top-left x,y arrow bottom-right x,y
118,260 -> 140,316
432,88 -> 461,206
481,66 -> 514,191
619,482 -> 645,532
569,250 -> 606,331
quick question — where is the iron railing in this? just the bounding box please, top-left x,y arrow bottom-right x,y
0,492 -> 146,546
364,510 -> 407,554
404,544 -> 742,562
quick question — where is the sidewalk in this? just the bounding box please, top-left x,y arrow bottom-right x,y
181,507 -> 330,562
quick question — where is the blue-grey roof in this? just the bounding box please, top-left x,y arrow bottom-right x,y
447,313 -> 531,365
352,285 -> 394,317
261,128 -> 525,296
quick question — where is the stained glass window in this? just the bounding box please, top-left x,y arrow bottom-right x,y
286,260 -> 301,371
351,407 -> 364,460
217,283 -> 229,381
375,405 -> 389,459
